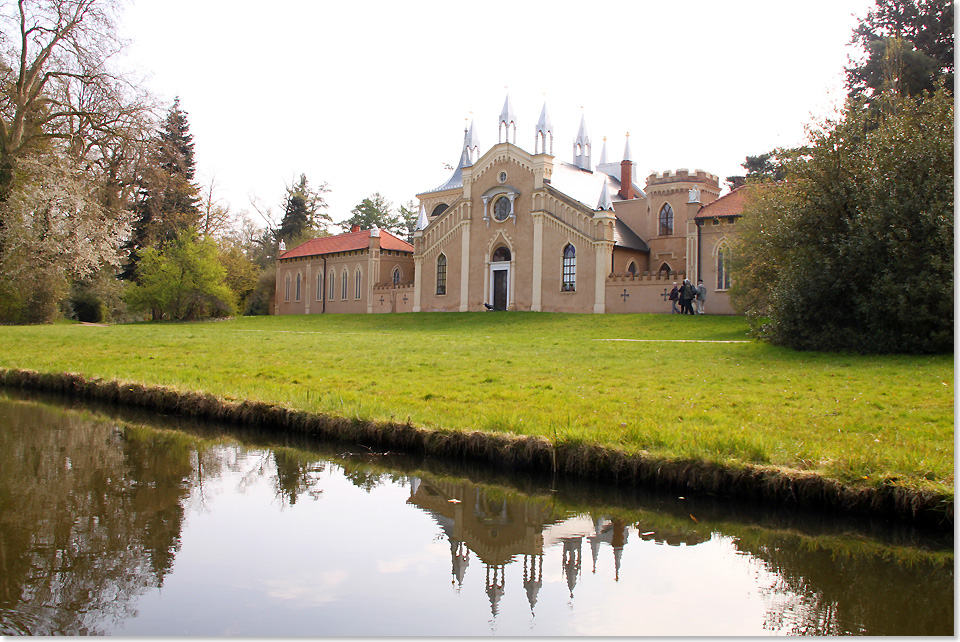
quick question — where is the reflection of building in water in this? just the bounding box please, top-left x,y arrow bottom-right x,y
406,476 -> 708,618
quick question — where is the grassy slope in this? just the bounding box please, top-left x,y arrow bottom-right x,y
0,313 -> 952,496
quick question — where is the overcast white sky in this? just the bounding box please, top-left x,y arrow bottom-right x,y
117,0 -> 875,228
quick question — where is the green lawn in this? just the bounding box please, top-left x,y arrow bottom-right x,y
0,313 -> 953,496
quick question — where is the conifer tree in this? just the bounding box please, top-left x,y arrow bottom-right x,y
277,174 -> 331,244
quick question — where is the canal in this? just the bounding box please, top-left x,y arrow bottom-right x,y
0,390 -> 952,636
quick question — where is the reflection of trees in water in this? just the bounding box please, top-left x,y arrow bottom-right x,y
731,534 -> 954,636
0,403 -> 194,635
273,448 -> 325,504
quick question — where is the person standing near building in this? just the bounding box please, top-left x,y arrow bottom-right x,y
695,278 -> 706,314
679,279 -> 695,315
668,282 -> 679,314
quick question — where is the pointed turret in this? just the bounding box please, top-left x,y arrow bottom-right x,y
597,179 -> 615,211
499,94 -> 517,144
598,136 -> 608,165
416,203 -> 428,231
573,113 -> 591,170
466,120 -> 480,163
534,102 -> 553,155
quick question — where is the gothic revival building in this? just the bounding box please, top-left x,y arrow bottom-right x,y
276,96 -> 741,315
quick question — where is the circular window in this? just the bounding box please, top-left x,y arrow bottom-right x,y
493,196 -> 511,222
498,171 -> 507,184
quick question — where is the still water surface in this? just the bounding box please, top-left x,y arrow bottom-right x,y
0,391 -> 952,636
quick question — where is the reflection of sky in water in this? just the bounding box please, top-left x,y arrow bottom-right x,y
106,451 -> 807,636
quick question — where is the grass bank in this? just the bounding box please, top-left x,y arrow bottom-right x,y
0,313 -> 952,522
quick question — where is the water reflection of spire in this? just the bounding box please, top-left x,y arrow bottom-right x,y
611,518 -> 628,582
451,539 -> 470,591
587,514 -> 606,574
522,554 -> 543,613
485,564 -> 506,617
561,537 -> 583,599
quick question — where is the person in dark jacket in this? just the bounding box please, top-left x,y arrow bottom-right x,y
679,279 -> 696,315
668,282 -> 679,314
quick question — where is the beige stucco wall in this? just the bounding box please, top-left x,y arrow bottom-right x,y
690,216 -> 738,315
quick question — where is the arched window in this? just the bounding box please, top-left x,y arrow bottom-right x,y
493,196 -> 511,222
328,270 -> 335,301
658,262 -> 672,275
562,244 -> 576,292
627,261 -> 638,276
436,254 -> 447,295
431,203 -> 448,217
492,246 -> 511,262
284,274 -> 291,302
717,244 -> 732,290
355,267 -> 362,300
659,203 -> 674,236
341,268 -> 348,300
392,267 -> 402,285
295,273 -> 301,302
316,271 -> 323,301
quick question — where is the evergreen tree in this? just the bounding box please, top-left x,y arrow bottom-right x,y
120,98 -> 202,281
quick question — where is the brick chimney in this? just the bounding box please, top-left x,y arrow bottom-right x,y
619,159 -> 634,200
351,224 -> 360,233
618,133 -> 634,200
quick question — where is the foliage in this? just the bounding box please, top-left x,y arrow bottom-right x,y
846,0 -> 954,100
244,265 -> 276,315
731,88 -> 953,353
217,235 -> 260,312
67,267 -> 130,323
277,174 -> 331,244
125,227 -> 235,320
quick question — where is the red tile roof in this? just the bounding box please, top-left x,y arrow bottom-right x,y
280,229 -> 413,260
695,185 -> 749,220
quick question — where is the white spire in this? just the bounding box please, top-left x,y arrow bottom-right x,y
416,203 -> 428,231
466,120 -> 480,163
623,132 -> 633,162
573,112 -> 591,170
598,136 -> 608,165
499,94 -> 517,144
597,179 -> 615,211
534,102 -> 553,155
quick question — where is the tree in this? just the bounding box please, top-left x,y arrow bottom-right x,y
846,0 -> 954,100
731,88 -> 953,354
125,227 -> 235,321
341,192 -> 404,236
0,148 -> 132,323
120,98 -> 201,281
397,200 -> 420,241
726,151 -> 790,189
277,173 -> 331,244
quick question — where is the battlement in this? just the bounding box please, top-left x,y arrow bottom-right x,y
646,168 -> 719,188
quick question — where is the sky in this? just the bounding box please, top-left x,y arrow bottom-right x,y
116,0 -> 876,229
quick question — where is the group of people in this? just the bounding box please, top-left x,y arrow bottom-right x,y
668,279 -> 706,315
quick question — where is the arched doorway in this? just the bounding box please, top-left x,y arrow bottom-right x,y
490,246 -> 511,311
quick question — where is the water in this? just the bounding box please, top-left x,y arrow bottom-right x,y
0,391 -> 952,636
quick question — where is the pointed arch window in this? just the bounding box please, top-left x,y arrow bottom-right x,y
492,246 -> 511,262
717,244 -> 732,290
627,261 -> 638,276
431,203 -> 448,217
659,203 -> 674,236
436,254 -> 447,295
658,262 -> 672,276
295,273 -> 301,302
392,266 -> 402,285
562,244 -> 576,292
328,270 -> 335,301
284,274 -> 291,302
354,267 -> 362,300
341,268 -> 348,300
316,271 -> 323,301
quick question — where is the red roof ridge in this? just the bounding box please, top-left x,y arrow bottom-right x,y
279,228 -> 413,260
